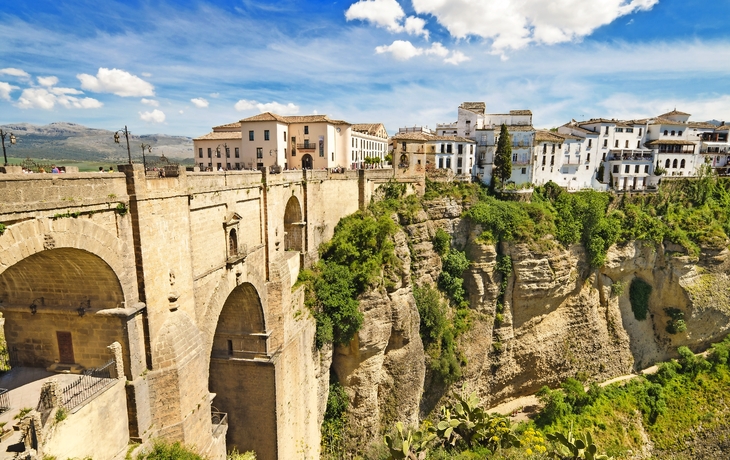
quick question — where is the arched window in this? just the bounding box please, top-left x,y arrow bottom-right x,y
664,130 -> 668,136
229,229 -> 238,256
665,159 -> 670,168
680,159 -> 685,169
678,131 -> 683,136
671,130 -> 675,136
672,159 -> 678,168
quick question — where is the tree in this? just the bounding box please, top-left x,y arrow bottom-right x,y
493,124 -> 512,188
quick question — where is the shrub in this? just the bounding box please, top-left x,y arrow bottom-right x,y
664,307 -> 687,334
136,440 -> 204,460
432,228 -> 451,256
321,382 -> 349,458
536,386 -> 570,426
629,278 -> 652,320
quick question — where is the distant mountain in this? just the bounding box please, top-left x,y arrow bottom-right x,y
0,122 -> 193,162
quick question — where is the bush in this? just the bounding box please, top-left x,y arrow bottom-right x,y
321,381 -> 349,458
629,278 -> 652,320
664,307 -> 687,334
536,386 -> 571,426
136,441 -> 204,460
432,228 -> 451,256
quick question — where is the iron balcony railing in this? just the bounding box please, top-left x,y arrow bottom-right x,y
212,407 -> 228,437
606,150 -> 653,161
60,359 -> 117,411
297,143 -> 317,150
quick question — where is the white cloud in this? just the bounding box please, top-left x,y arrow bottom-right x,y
37,76 -> 59,87
444,50 -> 470,65
346,0 -> 429,38
16,87 -> 102,109
0,68 -> 30,79
141,98 -> 159,106
376,40 -> 424,60
210,92 -> 220,98
78,68 -> 154,97
139,109 -> 166,123
0,82 -> 19,100
191,97 -> 209,108
141,72 -> 153,77
346,0 -> 405,32
376,40 -> 467,64
411,0 -> 659,54
234,99 -> 300,115
179,110 -> 184,114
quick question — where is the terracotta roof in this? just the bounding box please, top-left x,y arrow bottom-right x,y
352,123 -> 385,136
390,132 -> 475,143
213,122 -> 241,130
559,133 -> 583,141
716,124 -> 730,131
433,135 -> 476,143
534,130 -> 564,143
645,139 -> 696,146
239,112 -> 351,125
649,117 -> 686,126
193,131 -> 242,141
560,121 -> 597,135
688,121 -> 718,129
460,102 -> 486,114
503,125 -> 535,132
659,109 -> 691,118
510,110 -> 532,116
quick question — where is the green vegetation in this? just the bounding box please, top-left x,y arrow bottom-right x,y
628,278 -> 651,320
0,223 -> 5,235
116,203 -> 129,216
493,124 -> 512,188
227,449 -> 257,460
415,285 -> 462,384
54,407 -> 67,423
14,407 -> 32,420
321,381 -> 349,459
135,440 -> 204,460
664,307 -> 687,334
432,228 -> 451,256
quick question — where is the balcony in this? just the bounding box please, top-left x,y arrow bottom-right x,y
297,142 -> 317,150
606,150 -> 653,161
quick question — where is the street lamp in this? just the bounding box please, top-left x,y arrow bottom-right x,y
270,149 -> 280,173
140,143 -> 152,169
113,126 -> 132,164
1,129 -> 17,166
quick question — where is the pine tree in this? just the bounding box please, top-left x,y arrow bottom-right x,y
493,123 -> 512,188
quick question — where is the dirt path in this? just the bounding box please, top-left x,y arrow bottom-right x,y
486,364 -> 661,422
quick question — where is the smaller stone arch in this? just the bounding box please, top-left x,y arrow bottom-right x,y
211,282 -> 267,359
229,228 -> 238,256
284,196 -> 303,253
302,154 -> 313,169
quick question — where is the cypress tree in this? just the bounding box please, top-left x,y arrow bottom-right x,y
493,123 -> 512,188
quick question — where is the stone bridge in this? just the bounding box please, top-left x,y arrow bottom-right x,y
0,165 -> 423,459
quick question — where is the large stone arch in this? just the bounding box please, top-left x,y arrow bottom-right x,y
0,247 -> 128,371
283,196 -> 303,253
208,281 -> 277,460
0,218 -> 137,307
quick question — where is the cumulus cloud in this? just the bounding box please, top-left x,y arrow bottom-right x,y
411,0 -> 659,54
141,98 -> 159,106
0,82 -> 19,100
191,97 -> 209,108
78,68 -> 154,97
346,0 -> 429,38
17,87 -> 102,110
37,76 -> 59,87
210,92 -> 220,98
0,68 -> 30,79
234,99 -> 300,115
375,40 -> 467,64
139,109 -> 166,123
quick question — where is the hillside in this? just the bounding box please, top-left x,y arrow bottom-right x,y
0,122 -> 193,162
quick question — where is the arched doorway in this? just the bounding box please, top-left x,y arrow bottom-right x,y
284,196 -> 303,252
302,154 -> 313,169
0,248 -> 127,371
209,282 -> 277,460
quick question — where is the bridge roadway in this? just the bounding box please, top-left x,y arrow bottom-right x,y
0,164 -> 423,459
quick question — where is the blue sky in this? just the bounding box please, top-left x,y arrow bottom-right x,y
1,0 -> 729,137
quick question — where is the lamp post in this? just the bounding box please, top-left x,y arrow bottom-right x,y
113,126 -> 132,164
1,129 -> 17,166
270,149 -> 280,173
140,143 -> 152,170
215,143 -> 228,171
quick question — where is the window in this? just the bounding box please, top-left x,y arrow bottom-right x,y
458,144 -> 463,154
235,147 -> 240,158
543,144 -> 547,154
586,153 -> 590,162
217,163 -> 222,170
613,165 -> 619,173
672,159 -> 678,168
207,148 -> 212,158
441,144 -> 445,153
447,144 -> 452,154
671,131 -> 675,136
664,130 -> 668,136
635,165 -> 640,173
226,147 -> 230,158
678,131 -> 683,136
235,163 -> 240,170
512,153 -> 517,162
637,141 -> 640,149
226,162 -> 231,169
665,159 -> 670,168
625,140 -> 629,148
521,167 -> 526,174
542,156 -> 546,166
249,130 -> 254,141
256,148 -> 263,158
680,159 -> 685,168
616,128 -> 624,132
603,139 -> 608,148
624,165 -> 630,173
199,162 -> 203,169
264,130 -> 270,141
284,148 -> 287,157
588,139 -> 592,148
615,140 -> 619,148
446,158 -> 451,168
402,142 -> 406,151
605,126 -> 609,135
551,144 -> 555,153
639,128 -> 643,136
550,155 -> 555,166
439,158 -> 444,168
457,158 -> 463,167
198,147 -> 203,158
284,131 -> 287,141
304,126 -> 309,135
626,128 -> 633,133
644,165 -> 649,173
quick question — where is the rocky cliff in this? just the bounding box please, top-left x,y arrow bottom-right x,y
329,196 -> 730,451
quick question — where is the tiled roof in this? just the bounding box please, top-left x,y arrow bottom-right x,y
510,110 -> 532,116
534,130 -> 564,143
659,109 -> 691,118
433,135 -> 476,143
193,131 -> 242,141
560,121 -> 597,135
688,121 -> 718,129
716,124 -> 730,131
213,122 -> 241,130
645,139 -> 696,146
391,132 -> 475,143
239,112 -> 351,125
503,125 -> 535,132
460,102 -> 486,114
649,117 -> 686,126
352,123 -> 385,136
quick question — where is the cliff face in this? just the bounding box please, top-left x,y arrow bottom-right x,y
329,196 -> 730,447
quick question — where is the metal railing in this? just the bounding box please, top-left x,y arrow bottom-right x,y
0,388 -> 9,414
60,359 -> 117,411
297,143 -> 317,150
211,407 -> 228,437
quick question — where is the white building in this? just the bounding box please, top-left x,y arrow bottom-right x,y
350,123 -> 389,168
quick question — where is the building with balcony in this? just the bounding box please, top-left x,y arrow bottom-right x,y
390,127 -> 475,177
350,123 -> 389,169
699,124 -> 730,176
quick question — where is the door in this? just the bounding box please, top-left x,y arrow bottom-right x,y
302,154 -> 313,169
56,331 -> 75,364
